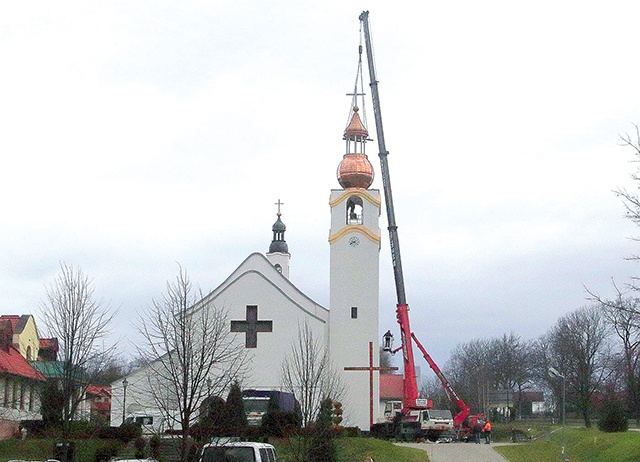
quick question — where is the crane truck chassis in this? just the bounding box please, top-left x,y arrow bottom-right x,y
372,408 -> 455,442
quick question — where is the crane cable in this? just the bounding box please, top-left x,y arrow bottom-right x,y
345,22 -> 369,133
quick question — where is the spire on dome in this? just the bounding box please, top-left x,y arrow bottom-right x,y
337,47 -> 374,190
268,199 -> 288,254
344,106 -> 368,139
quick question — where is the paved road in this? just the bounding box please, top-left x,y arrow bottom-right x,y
396,441 -> 510,462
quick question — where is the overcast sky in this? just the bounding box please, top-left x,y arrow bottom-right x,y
2,1 -> 640,370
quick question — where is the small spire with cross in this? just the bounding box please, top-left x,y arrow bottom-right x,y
275,199 -> 284,217
269,199 -> 288,255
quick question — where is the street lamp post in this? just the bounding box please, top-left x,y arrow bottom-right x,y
122,378 -> 128,425
549,367 -> 566,461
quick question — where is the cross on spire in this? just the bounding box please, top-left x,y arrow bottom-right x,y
275,199 -> 284,216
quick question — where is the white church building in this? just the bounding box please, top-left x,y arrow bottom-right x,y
111,98 -> 384,432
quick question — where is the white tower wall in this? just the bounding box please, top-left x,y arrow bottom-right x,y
329,188 -> 380,430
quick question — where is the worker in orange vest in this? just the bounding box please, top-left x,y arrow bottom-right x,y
483,419 -> 492,444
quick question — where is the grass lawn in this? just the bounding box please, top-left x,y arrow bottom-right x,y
336,437 -> 429,462
6,430 -> 637,462
0,438 -> 122,462
495,427 -> 640,462
0,436 -> 428,462
272,436 -> 430,462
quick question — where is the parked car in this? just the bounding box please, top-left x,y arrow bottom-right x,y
200,441 -> 277,462
110,460 -> 159,462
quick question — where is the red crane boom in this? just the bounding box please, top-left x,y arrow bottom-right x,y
360,12 -> 477,434
359,10 -> 422,412
411,333 -> 471,427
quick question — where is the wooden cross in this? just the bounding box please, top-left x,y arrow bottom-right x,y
230,305 -> 273,348
344,341 -> 398,428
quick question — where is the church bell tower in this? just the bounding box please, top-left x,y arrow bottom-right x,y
329,93 -> 381,430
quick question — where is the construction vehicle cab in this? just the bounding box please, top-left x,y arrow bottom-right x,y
459,414 -> 487,442
383,400 -> 402,420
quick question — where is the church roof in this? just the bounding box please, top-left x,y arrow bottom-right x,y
200,252 -> 328,323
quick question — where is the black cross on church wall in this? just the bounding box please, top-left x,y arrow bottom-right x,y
231,305 -> 273,348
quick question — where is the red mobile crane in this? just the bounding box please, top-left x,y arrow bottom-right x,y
359,11 -> 483,441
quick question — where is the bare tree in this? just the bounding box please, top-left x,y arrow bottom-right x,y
40,262 -> 116,437
447,338 -> 491,415
90,354 -> 132,385
543,305 -> 612,427
597,291 -> 640,423
616,123 -> 640,271
281,322 -> 345,428
448,334 -> 534,420
419,375 -> 450,410
490,333 -> 534,420
137,267 -> 247,462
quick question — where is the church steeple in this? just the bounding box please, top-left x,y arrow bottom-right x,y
266,199 -> 290,278
337,53 -> 374,190
268,200 -> 288,254
328,40 -> 381,431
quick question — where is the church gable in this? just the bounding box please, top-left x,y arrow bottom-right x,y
200,257 -> 328,389
205,252 -> 328,323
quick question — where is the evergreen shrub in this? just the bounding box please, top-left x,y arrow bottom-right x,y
598,397 -> 629,432
94,441 -> 120,462
134,437 -> 146,458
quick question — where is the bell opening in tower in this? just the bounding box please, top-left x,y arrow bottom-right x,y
346,196 -> 364,225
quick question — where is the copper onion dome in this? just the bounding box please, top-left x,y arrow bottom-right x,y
337,154 -> 374,189
337,107 -> 374,189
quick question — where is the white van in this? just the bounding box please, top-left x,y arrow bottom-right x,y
199,441 -> 277,462
123,411 -> 172,435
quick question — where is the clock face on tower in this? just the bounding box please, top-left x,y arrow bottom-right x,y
349,236 -> 360,247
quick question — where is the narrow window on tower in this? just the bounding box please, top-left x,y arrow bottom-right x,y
351,306 -> 358,319
346,196 -> 363,225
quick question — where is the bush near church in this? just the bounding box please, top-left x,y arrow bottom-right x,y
598,396 -> 629,432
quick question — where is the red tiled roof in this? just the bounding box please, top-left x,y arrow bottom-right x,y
0,346 -> 45,381
380,374 -> 404,400
0,316 -> 20,331
39,338 -> 59,351
92,401 -> 111,411
87,385 -> 112,397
